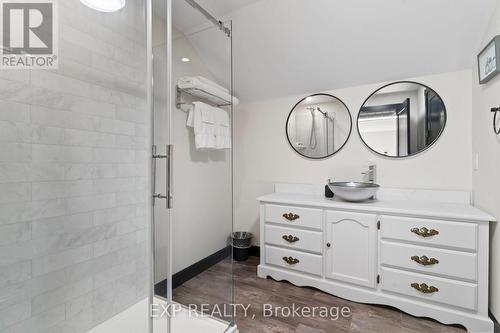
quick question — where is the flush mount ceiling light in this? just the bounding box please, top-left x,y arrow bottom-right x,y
181,57 -> 191,63
80,0 -> 125,12
305,97 -> 313,102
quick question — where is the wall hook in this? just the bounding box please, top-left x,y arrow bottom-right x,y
491,107 -> 500,135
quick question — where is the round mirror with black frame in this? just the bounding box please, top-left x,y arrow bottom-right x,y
286,94 -> 353,159
357,81 -> 447,158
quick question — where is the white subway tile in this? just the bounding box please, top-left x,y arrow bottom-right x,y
115,190 -> 148,206
32,213 -> 93,239
30,125 -> 65,145
31,71 -> 113,105
93,178 -> 135,194
0,199 -> 66,225
63,128 -> 116,148
62,59 -> 116,91
0,122 -> 31,143
0,261 -> 31,288
30,163 -> 67,182
0,79 -> 32,105
94,261 -> 136,289
0,100 -> 30,123
0,305 -> 65,333
62,25 -> 114,59
0,223 -> 31,246
0,163 -> 31,183
0,143 -> 31,162
65,193 -> 116,215
0,301 -> 31,330
32,180 -> 93,200
0,183 -> 31,204
65,293 -> 92,319
31,105 -> 96,132
32,245 -> 93,277
0,241 -> 36,267
93,205 -> 135,226
59,40 -> 92,67
28,86 -> 116,119
32,145 -> 93,163
31,277 -> 93,315
0,3 -> 149,331
93,147 -> 135,164
0,70 -> 30,83
95,118 -> 135,136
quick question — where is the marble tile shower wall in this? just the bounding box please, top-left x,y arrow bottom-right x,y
0,1 -> 150,332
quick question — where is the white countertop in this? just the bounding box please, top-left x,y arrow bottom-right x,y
257,192 -> 496,223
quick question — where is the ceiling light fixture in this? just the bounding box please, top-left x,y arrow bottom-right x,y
80,0 -> 126,12
181,58 -> 191,63
306,97 -> 313,102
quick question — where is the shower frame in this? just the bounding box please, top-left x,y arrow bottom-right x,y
148,0 -> 235,332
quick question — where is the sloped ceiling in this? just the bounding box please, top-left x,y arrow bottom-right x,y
168,0 -> 496,103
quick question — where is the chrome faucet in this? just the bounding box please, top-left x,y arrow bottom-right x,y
362,165 -> 377,184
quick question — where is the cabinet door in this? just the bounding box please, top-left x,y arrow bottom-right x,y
325,211 -> 378,288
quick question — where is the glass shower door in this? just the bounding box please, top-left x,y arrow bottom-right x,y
152,0 -> 234,332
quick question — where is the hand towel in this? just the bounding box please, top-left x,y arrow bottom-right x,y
215,107 -> 232,149
192,102 -> 216,150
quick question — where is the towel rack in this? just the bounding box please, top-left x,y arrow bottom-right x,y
176,86 -> 232,110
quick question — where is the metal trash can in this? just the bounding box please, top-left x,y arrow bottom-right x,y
232,232 -> 253,261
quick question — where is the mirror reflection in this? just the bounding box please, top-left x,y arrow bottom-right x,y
286,94 -> 352,159
358,82 -> 446,158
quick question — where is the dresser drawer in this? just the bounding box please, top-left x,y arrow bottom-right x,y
381,241 -> 477,281
265,225 -> 323,254
380,216 -> 477,251
381,267 -> 477,311
265,204 -> 322,230
265,245 -> 323,276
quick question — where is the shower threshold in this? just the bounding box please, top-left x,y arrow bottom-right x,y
86,297 -> 238,333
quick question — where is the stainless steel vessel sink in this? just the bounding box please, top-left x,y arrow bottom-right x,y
328,182 -> 380,202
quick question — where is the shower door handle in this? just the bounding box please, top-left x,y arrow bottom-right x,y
166,144 -> 173,209
153,144 -> 173,209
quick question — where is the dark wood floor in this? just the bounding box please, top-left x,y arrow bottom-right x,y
173,257 -> 466,333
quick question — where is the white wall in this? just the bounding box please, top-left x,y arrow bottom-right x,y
234,70 -> 473,245
171,32 -> 232,275
153,23 -> 232,280
472,1 -> 500,320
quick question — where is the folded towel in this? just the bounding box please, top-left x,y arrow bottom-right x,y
186,104 -> 195,128
186,102 -> 231,150
177,76 -> 240,106
179,76 -> 229,94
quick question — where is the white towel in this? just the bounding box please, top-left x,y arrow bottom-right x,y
215,107 -> 231,149
190,102 -> 216,150
186,102 -> 231,150
179,76 -> 229,94
177,76 -> 240,106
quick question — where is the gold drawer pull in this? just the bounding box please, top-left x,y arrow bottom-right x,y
411,255 -> 439,266
411,283 -> 439,294
283,213 -> 300,221
282,256 -> 300,265
282,235 -> 300,243
411,227 -> 439,238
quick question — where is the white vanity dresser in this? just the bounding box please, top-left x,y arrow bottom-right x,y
257,184 -> 496,332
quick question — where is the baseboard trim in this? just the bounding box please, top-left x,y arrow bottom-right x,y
249,245 -> 260,257
489,311 -> 500,332
155,246 -> 232,297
